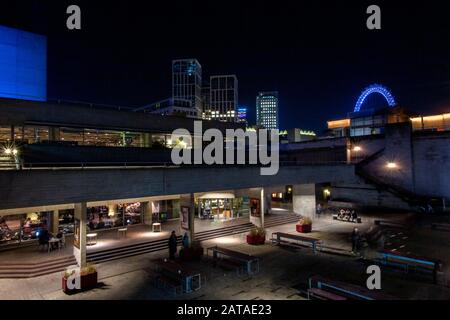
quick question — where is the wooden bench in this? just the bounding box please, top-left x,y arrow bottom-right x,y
155,275 -> 183,295
431,223 -> 450,232
309,275 -> 395,300
374,220 -> 408,229
215,257 -> 245,275
271,232 -> 322,254
207,246 -> 260,275
307,288 -> 347,300
376,251 -> 441,283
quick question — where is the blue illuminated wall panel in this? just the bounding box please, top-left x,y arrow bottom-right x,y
0,25 -> 47,101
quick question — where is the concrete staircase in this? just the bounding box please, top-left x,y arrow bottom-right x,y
355,148 -> 430,208
0,155 -> 17,170
0,255 -> 77,278
86,214 -> 299,264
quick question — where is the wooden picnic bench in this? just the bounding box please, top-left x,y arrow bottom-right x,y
374,220 -> 408,229
431,223 -> 450,232
153,260 -> 202,293
271,232 -> 322,254
155,274 -> 183,295
307,288 -> 347,300
207,246 -> 260,275
376,250 -> 441,283
309,275 -> 395,300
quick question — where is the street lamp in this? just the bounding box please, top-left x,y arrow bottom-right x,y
386,162 -> 397,169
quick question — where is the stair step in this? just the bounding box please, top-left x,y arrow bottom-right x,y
87,215 -> 299,264
0,256 -> 77,278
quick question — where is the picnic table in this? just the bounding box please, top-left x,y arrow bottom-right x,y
271,232 -> 322,254
309,275 -> 395,300
207,246 -> 260,275
154,260 -> 202,293
376,250 -> 441,283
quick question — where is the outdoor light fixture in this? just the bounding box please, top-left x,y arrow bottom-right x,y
12,148 -> 18,155
386,162 -> 398,169
4,148 -> 12,155
353,146 -> 362,152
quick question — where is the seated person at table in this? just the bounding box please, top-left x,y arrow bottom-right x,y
96,217 -> 105,229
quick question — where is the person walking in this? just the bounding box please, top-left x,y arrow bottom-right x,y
168,230 -> 178,260
351,227 -> 360,253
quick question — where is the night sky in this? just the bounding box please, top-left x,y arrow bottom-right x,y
1,0 -> 449,132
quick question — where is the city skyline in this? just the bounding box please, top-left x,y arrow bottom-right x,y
0,1 -> 448,132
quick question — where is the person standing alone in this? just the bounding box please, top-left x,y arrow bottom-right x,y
168,230 -> 178,260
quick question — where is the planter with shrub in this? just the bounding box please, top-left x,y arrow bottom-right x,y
246,227 -> 266,245
296,217 -> 312,233
62,264 -> 98,294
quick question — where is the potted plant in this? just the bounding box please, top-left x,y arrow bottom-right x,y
296,217 -> 312,233
62,264 -> 98,294
179,241 -> 204,261
246,227 -> 266,245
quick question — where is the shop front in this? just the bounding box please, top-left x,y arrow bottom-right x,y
86,202 -> 142,231
0,211 -> 59,246
196,193 -> 250,223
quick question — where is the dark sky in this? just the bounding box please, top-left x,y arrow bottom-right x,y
1,0 -> 449,132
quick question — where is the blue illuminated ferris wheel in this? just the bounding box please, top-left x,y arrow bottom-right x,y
354,84 -> 397,112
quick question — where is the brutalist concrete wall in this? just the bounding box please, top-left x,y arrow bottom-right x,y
413,132 -> 450,199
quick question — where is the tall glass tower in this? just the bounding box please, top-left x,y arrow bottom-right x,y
256,91 -> 279,129
206,75 -> 238,122
172,59 -> 202,118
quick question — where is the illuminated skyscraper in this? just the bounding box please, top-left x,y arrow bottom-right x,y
172,59 -> 202,118
256,91 -> 279,129
207,75 -> 238,122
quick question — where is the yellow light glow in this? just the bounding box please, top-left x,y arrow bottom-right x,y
323,189 -> 331,196
386,162 -> 397,169
327,118 -> 350,129
4,148 -> 12,155
353,146 -> 362,152
272,193 -> 277,198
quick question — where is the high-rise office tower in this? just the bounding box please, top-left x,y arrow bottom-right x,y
256,91 -> 279,130
172,59 -> 202,118
201,84 -> 211,119
237,106 -> 248,126
207,75 -> 238,122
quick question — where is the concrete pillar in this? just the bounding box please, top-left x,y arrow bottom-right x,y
293,184 -> 316,220
49,127 -> 60,141
142,201 -> 152,225
141,133 -> 152,148
50,211 -> 59,234
74,202 -> 87,268
180,194 -> 195,244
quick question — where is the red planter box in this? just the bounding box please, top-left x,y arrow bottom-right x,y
246,234 -> 265,245
62,272 -> 98,294
296,224 -> 312,233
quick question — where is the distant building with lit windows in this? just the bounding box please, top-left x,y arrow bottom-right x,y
237,106 -> 248,126
172,59 -> 202,118
256,91 -> 279,130
205,75 -> 238,122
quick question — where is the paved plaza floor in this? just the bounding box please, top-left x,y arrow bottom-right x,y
1,210 -> 450,300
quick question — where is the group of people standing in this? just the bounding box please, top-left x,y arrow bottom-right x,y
168,230 -> 190,260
